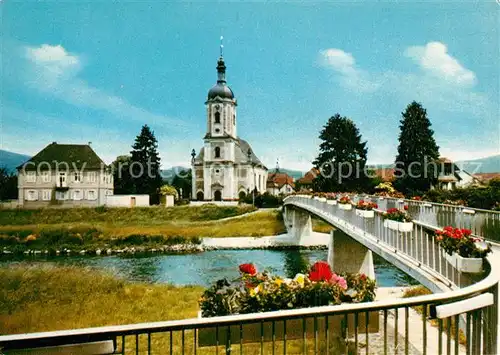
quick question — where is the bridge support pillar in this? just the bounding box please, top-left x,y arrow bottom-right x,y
284,207 -> 312,245
328,229 -> 375,279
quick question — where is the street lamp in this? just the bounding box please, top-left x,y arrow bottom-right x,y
247,148 -> 256,207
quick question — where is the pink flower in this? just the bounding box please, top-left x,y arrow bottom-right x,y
329,273 -> 347,290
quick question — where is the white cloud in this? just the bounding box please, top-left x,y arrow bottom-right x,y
23,44 -> 186,128
404,42 -> 477,87
319,48 -> 380,92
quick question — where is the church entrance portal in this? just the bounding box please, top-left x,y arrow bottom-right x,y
214,190 -> 222,201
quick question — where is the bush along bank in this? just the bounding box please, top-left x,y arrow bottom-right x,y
0,228 -> 203,256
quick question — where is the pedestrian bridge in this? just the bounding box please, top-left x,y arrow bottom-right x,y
0,195 -> 498,354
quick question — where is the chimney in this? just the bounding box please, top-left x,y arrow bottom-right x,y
52,141 -> 57,145
88,141 -> 92,146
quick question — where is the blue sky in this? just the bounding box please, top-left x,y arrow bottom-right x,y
1,1 -> 499,171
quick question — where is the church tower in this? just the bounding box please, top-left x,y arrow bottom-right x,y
191,43 -> 268,202
205,55 -> 237,139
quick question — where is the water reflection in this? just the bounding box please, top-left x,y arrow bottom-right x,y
0,249 -> 418,287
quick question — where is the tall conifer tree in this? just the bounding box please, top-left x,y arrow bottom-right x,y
130,125 -> 163,204
313,114 -> 369,192
394,101 -> 439,195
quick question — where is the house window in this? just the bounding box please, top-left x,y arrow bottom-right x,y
73,190 -> 82,201
42,171 -> 51,183
214,112 -> 221,124
42,190 -> 51,201
26,171 -> 36,183
87,190 -> 97,200
74,172 -> 82,183
233,114 -> 235,125
56,191 -> 67,200
214,147 -> 221,158
26,190 -> 38,201
105,189 -> 113,196
58,172 -> 67,186
87,172 -> 96,183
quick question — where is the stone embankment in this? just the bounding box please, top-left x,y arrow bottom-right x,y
1,232 -> 330,256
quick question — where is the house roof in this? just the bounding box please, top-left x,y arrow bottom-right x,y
297,168 -> 319,185
437,157 -> 453,164
473,173 -> 500,183
193,138 -> 267,169
17,142 -> 107,171
267,172 -> 294,189
372,168 -> 395,182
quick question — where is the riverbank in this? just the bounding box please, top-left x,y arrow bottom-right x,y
0,207 -> 332,256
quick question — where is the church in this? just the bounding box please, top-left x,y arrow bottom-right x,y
191,53 -> 268,201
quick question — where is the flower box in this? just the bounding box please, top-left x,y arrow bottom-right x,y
462,208 -> 475,215
356,209 -> 374,218
338,203 -> 352,210
441,249 -> 482,273
327,200 -> 337,205
197,310 -> 379,347
423,203 -> 433,208
318,197 -> 327,202
383,219 -> 413,232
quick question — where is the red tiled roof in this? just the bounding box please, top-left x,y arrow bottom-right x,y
372,168 -> 395,182
473,173 -> 500,183
267,172 -> 294,188
297,168 -> 319,185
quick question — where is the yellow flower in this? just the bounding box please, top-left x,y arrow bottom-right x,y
293,273 -> 305,286
274,278 -> 283,287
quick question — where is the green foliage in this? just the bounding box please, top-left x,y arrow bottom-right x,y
171,170 -> 192,199
130,125 -> 163,204
422,185 -> 500,210
0,205 -> 255,226
242,192 -> 283,208
0,167 -> 17,201
394,101 -> 440,195
111,155 -> 134,194
159,185 -> 179,199
313,114 -> 369,192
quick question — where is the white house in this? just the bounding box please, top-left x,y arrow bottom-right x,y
17,142 -> 113,207
266,172 -> 295,196
432,157 -> 482,190
191,54 -> 268,201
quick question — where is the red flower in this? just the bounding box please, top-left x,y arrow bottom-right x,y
403,205 -> 409,211
360,273 -> 367,281
239,263 -> 257,276
308,261 -> 333,282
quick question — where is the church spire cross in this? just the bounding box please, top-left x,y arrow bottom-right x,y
216,37 -> 227,84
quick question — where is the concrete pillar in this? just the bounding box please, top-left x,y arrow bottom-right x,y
287,208 -> 312,245
328,230 -> 375,279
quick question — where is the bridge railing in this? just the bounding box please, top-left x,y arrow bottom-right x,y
351,194 -> 500,242
0,196 -> 498,355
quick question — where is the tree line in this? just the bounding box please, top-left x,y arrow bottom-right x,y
312,101 -> 440,196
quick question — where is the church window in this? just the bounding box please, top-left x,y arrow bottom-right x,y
214,147 -> 221,158
233,115 -> 235,125
214,112 -> 221,124
215,128 -> 220,133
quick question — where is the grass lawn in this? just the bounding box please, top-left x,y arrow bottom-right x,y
0,206 -> 331,253
0,265 -> 349,354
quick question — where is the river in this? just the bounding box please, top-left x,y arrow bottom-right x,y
0,249 -> 418,287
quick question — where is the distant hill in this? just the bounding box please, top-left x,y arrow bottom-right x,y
0,150 -> 31,173
268,168 -> 305,180
456,155 -> 500,174
161,166 -> 190,183
367,155 -> 499,174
